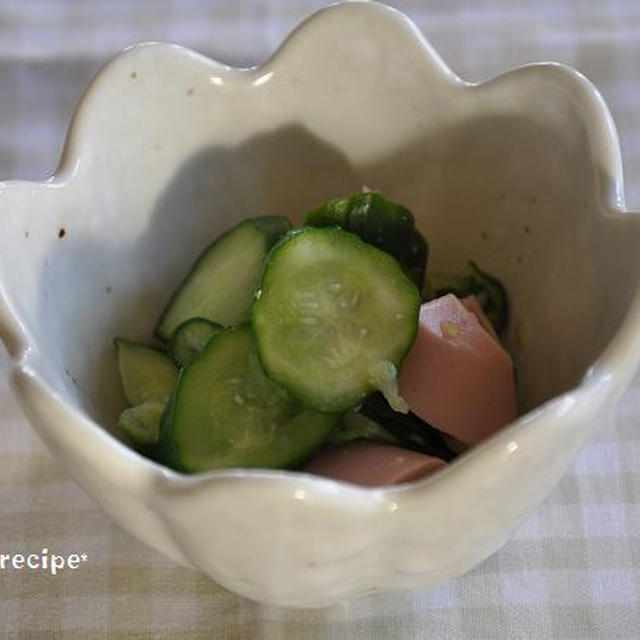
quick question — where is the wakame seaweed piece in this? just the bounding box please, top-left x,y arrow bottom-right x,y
468,261 -> 509,335
405,229 -> 429,292
360,393 -> 457,463
348,192 -> 414,257
424,261 -> 509,334
327,410 -> 401,447
303,195 -> 350,228
304,191 -> 429,290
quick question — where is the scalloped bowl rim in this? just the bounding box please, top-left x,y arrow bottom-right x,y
1,0 -> 640,606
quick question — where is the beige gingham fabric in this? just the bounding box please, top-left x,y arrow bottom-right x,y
1,1 -> 639,638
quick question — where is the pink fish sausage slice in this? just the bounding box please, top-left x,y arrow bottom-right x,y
398,294 -> 516,445
304,441 -> 447,486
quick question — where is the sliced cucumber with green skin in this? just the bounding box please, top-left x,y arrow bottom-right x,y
155,216 -> 291,342
159,325 -> 337,473
116,338 -> 177,405
304,191 -> 429,290
170,317 -> 223,368
251,227 -> 421,413
118,400 -> 166,448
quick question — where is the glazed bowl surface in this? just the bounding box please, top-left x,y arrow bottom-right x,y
2,1 -> 640,607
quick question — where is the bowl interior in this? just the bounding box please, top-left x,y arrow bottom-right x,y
1,12 -> 639,436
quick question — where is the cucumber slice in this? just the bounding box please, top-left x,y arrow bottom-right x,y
116,338 -> 177,405
118,400 -> 165,448
159,325 -> 337,473
304,191 -> 429,290
155,216 -> 291,341
170,317 -> 223,368
251,227 -> 420,413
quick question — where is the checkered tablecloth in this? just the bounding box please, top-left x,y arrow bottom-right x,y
0,1 -> 639,638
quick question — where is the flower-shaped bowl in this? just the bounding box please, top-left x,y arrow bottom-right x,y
2,1 -> 640,607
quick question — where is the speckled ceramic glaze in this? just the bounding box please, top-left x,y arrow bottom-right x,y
1,2 -> 640,608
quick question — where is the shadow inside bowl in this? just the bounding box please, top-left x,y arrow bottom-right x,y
33,115 -> 640,442
34,125 -> 361,432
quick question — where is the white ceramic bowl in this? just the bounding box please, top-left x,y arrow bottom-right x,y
2,1 -> 640,608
